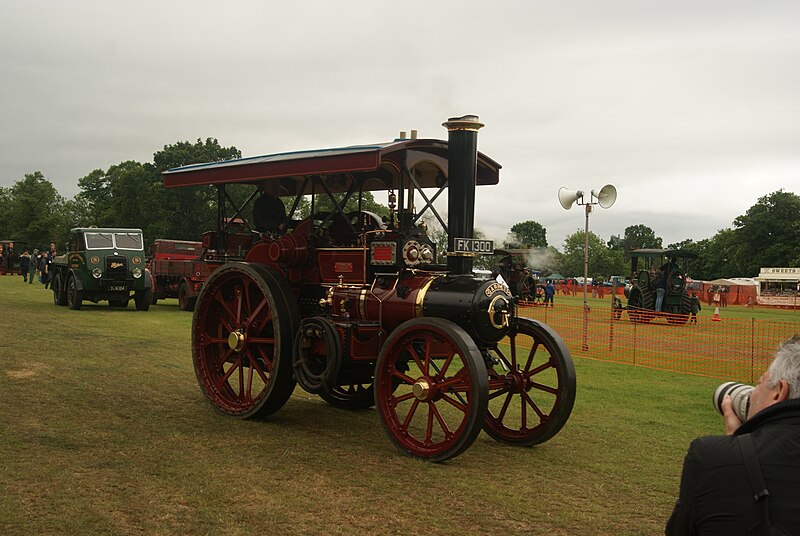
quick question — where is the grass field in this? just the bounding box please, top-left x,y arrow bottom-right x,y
546,290 -> 800,322
0,275 -> 796,535
520,293 -> 800,384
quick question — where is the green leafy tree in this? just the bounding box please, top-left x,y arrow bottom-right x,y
0,186 -> 11,238
76,169 -> 111,224
152,138 -> 240,171
2,171 -> 67,249
77,161 -> 163,238
152,138 -> 243,241
76,138 -> 244,242
560,230 -> 626,280
507,220 -> 548,248
730,190 -> 800,275
620,224 -> 662,258
667,238 -> 696,250
697,230 -> 740,279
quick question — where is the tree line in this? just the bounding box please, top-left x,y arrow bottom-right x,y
503,190 -> 800,281
1,137 -> 798,280
0,139 -> 241,252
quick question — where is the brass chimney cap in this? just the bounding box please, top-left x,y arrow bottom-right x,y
443,115 -> 484,131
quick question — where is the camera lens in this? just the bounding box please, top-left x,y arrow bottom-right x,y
712,381 -> 754,422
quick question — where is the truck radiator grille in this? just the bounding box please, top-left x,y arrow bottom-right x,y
105,255 -> 128,280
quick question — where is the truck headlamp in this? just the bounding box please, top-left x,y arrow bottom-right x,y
132,268 -> 142,279
92,268 -> 103,279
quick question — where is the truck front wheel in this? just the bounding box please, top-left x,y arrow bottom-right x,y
134,288 -> 152,311
52,272 -> 67,306
67,276 -> 82,310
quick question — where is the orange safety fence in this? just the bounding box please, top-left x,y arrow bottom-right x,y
518,303 -> 800,383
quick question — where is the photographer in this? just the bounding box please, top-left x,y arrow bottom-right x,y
666,335 -> 800,535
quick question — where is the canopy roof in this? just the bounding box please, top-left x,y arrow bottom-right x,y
755,274 -> 800,282
728,277 -> 759,286
545,273 -> 566,280
756,268 -> 800,282
707,278 -> 740,286
161,138 -> 501,196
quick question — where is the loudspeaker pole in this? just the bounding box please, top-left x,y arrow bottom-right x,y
582,203 -> 592,351
558,184 -> 617,351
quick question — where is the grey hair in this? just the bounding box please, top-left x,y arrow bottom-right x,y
767,334 -> 800,399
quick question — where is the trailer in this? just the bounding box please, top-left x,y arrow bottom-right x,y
147,239 -> 210,311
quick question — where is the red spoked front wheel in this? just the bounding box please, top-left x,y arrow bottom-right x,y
484,317 -> 576,445
374,318 -> 488,462
192,263 -> 298,419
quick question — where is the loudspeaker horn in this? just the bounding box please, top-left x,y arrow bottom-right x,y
558,187 -> 583,210
591,184 -> 617,209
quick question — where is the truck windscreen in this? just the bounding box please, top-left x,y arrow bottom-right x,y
115,233 -> 144,250
85,233 -> 115,249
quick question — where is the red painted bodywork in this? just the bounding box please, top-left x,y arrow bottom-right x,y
147,239 -> 210,300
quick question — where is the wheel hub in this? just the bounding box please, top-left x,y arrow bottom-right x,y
228,330 -> 246,352
507,369 -> 528,394
412,378 -> 432,401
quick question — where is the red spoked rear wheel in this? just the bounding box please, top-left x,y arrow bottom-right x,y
374,318 -> 488,462
192,263 -> 298,418
484,317 -> 576,445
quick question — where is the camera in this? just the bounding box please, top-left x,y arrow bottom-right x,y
713,381 -> 754,422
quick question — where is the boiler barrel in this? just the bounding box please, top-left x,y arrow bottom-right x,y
422,275 -> 511,346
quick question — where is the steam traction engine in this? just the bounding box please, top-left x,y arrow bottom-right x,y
162,116 -> 576,461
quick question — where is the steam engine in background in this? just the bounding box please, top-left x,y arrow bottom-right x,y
162,115 -> 576,462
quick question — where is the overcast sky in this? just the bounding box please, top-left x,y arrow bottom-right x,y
2,1 -> 798,250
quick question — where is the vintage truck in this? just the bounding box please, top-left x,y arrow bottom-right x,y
147,239 -> 210,311
51,227 -> 153,310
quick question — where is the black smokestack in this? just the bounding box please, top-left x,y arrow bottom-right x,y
444,115 -> 484,274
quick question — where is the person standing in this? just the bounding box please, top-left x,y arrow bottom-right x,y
655,265 -> 668,312
666,335 -> 800,535
544,280 -> 555,307
19,251 -> 31,282
612,295 -> 623,320
42,249 -> 52,289
4,242 -> 15,274
689,292 -> 701,324
29,249 -> 38,284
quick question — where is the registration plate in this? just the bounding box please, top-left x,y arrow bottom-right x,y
107,285 -> 127,292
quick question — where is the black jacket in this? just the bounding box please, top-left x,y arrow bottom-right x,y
666,398 -> 800,535
252,192 -> 286,234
